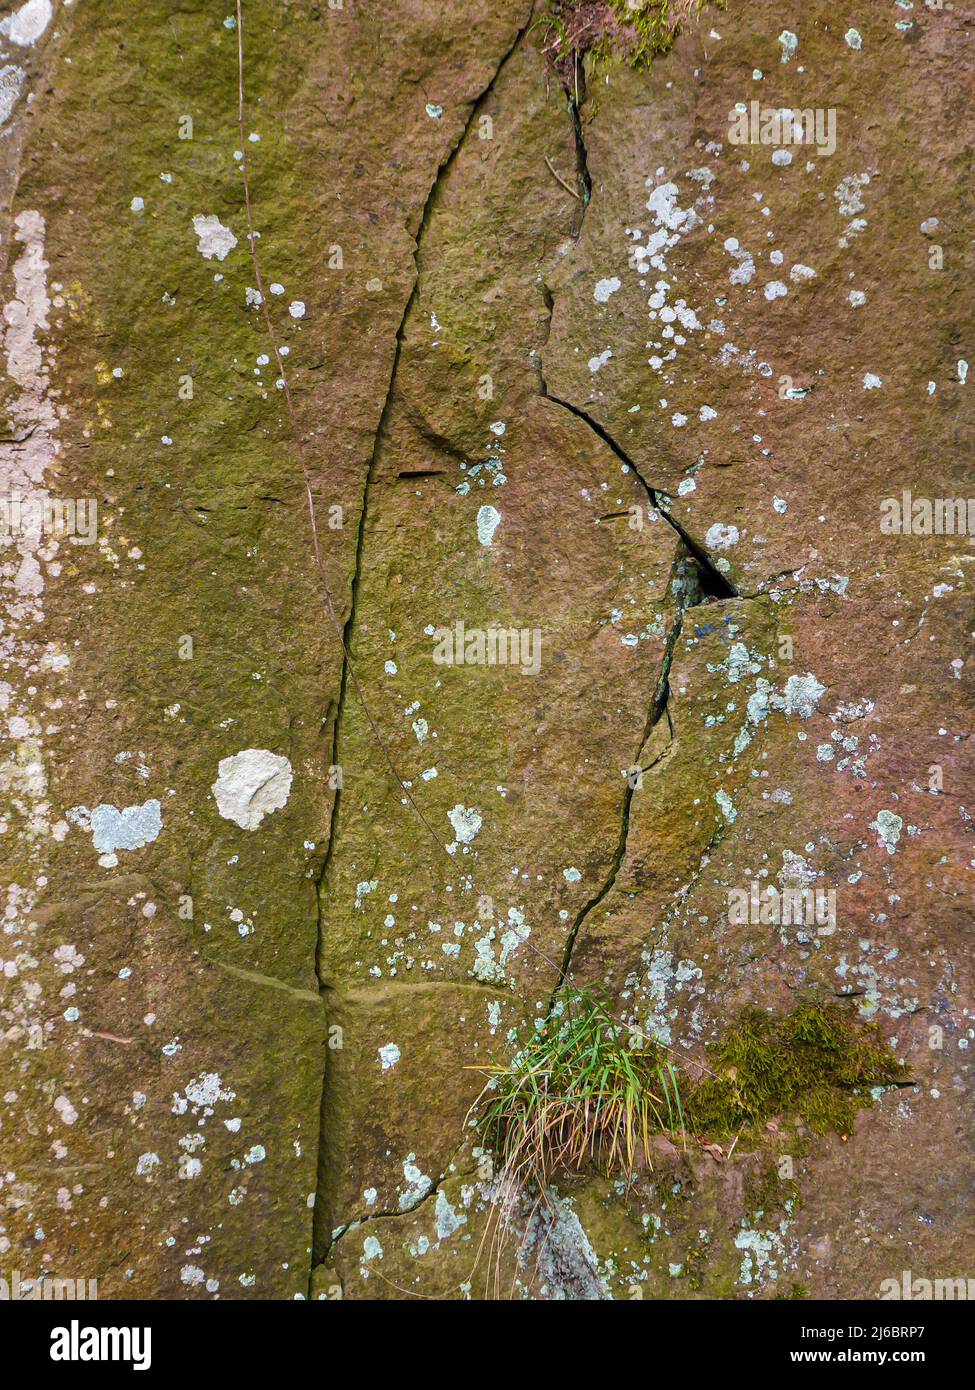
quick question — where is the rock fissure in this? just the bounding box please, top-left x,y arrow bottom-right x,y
322,1155 -> 457,1261
307,18 -> 536,1295
542,390 -> 739,599
536,73 -> 737,1007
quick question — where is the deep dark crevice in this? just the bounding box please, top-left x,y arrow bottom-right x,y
308,17 -> 535,1287
568,71 -> 592,231
543,390 -> 739,601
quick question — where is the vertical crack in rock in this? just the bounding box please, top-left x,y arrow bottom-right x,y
567,68 -> 592,234
554,549 -> 689,993
308,16 -> 535,1291
537,70 -> 736,997
539,404 -> 737,994
314,12 -> 535,986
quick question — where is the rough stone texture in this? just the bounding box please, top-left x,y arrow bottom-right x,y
1,0 -> 972,1300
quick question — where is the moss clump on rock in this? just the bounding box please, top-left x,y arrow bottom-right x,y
605,0 -> 703,65
533,0 -> 715,76
686,1003 -> 905,1138
475,997 -> 904,1195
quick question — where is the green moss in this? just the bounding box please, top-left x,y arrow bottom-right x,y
605,0 -> 699,67
532,1 -> 719,76
475,996 -> 902,1204
686,1004 -> 904,1138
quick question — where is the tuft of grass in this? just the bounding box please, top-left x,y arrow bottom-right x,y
467,997 -> 903,1294
473,999 -> 904,1188
472,988 -> 683,1192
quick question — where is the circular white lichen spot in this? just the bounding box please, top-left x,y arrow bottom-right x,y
705,522 -> 740,551
212,749 -> 293,830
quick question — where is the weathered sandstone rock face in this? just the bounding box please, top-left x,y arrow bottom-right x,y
1,0 -> 971,1300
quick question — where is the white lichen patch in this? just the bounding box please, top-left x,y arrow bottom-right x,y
476,504 -> 501,546
472,908 -> 530,983
774,673 -> 827,719
521,1193 -> 610,1299
594,276 -> 621,303
378,1042 -> 401,1071
736,1215 -> 795,1288
65,799 -> 162,858
0,0 -> 53,48
211,749 -> 293,830
191,214 -> 237,261
0,64 -> 25,126
434,1189 -> 467,1242
399,1155 -> 432,1209
705,522 -> 740,551
86,800 -> 162,854
0,215 -> 67,847
630,949 -> 704,1048
870,809 -> 903,855
447,804 -> 482,844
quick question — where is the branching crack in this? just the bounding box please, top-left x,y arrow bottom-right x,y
542,391 -> 738,600
322,1157 -> 455,1262
539,67 -> 737,999
538,61 -> 737,603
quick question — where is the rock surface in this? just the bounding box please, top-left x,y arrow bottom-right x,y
0,0 -> 972,1300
